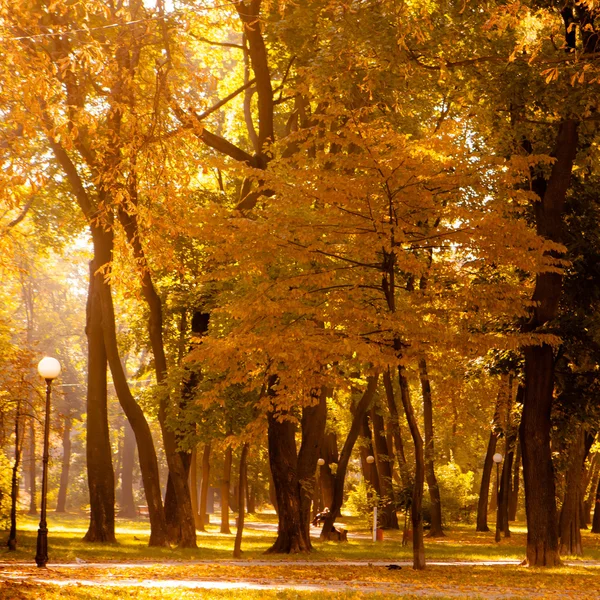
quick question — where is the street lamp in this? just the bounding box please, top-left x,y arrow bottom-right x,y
492,452 -> 503,543
36,357 -> 61,568
317,458 -> 325,466
366,455 -> 377,541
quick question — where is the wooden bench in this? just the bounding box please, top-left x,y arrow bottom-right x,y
137,505 -> 149,518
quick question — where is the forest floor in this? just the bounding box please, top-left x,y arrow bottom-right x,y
1,513 -> 600,599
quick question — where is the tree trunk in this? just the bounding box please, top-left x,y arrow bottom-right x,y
268,469 -> 277,513
28,417 -> 36,515
370,405 -> 399,529
398,366 -> 426,570
418,357 -> 444,537
55,414 -> 72,513
297,388 -> 328,546
221,443 -> 233,534
508,440 -> 521,522
83,261 -> 116,543
499,443 -> 513,539
233,443 -> 249,558
92,227 -> 169,546
189,448 -> 202,529
118,420 -> 137,518
520,119 -> 578,567
500,385 -> 518,538
559,428 -> 586,556
591,473 -> 600,533
319,432 -> 338,510
521,345 -> 561,566
266,411 -> 309,553
383,369 -> 411,488
321,376 -> 379,540
198,442 -> 211,531
477,431 -> 498,532
7,399 -> 22,550
584,457 -> 599,527
118,206 -> 196,548
360,414 -> 381,497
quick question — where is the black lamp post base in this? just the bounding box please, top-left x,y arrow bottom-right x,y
35,527 -> 48,568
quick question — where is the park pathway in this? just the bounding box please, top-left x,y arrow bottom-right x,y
2,559 -> 600,599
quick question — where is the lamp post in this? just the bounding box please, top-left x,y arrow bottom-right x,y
366,455 -> 377,541
492,452 -> 503,543
316,458 -> 325,513
36,357 -> 61,568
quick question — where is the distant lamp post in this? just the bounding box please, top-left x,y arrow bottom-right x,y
36,357 -> 61,568
365,455 -> 377,541
492,452 -> 503,543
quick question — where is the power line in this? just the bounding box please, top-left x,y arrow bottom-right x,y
3,3 -> 238,43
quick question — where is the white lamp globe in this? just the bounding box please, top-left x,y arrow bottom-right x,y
366,455 -> 375,464
38,357 -> 61,380
317,458 -> 325,466
492,452 -> 503,464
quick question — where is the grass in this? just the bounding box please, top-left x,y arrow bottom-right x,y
2,512 -> 600,564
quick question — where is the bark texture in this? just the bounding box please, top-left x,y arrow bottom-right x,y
476,431 -> 498,532
559,429 -> 586,556
221,443 -> 233,534
398,366 -> 426,570
83,262 -> 116,543
521,119 -> 578,566
418,357 -> 444,537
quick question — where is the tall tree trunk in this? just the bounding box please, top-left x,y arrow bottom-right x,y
321,376 -> 379,540
383,369 -> 411,488
266,411 -> 308,553
221,443 -> 233,534
499,443 -> 514,539
591,474 -> 600,533
233,443 -> 249,558
297,388 -> 328,546
198,442 -> 211,531
360,414 -> 381,497
370,405 -> 399,530
119,420 -> 137,518
319,432 -> 338,509
521,344 -> 561,566
28,417 -> 36,515
55,414 -> 72,513
266,386 -> 327,553
92,227 -> 169,546
83,261 -> 116,543
477,431 -> 498,532
559,428 -> 586,556
189,448 -> 202,529
7,399 -> 22,550
418,357 -> 444,537
520,119 -> 578,567
398,366 -> 426,570
499,384 -> 518,538
584,457 -> 599,527
118,207 -> 196,548
508,440 -> 521,522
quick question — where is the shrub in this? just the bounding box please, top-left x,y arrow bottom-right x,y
434,459 -> 478,523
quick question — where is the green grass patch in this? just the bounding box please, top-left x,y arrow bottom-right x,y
1,512 -> 599,565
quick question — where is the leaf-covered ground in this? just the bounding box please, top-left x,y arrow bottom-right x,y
2,514 -> 600,599
1,562 -> 600,599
